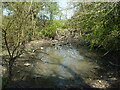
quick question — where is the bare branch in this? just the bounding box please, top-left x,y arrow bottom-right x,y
2,28 -> 12,58
11,41 -> 20,58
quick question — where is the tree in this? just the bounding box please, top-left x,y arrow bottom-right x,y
42,2 -> 60,20
2,2 -> 43,83
37,2 -> 62,38
67,2 -> 120,51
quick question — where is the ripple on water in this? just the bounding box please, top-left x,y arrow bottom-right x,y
31,45 -> 100,86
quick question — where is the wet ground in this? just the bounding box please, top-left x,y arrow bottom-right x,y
2,40 -> 120,89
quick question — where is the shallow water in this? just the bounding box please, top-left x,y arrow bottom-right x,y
2,42 -> 119,88
20,44 -> 102,87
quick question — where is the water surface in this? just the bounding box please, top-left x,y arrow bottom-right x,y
19,44 -> 101,87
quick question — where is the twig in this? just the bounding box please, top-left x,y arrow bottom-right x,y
2,29 -> 12,59
109,61 -> 120,67
11,42 -> 20,58
102,50 -> 111,57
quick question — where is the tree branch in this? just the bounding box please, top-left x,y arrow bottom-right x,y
11,41 -> 20,58
2,29 -> 12,59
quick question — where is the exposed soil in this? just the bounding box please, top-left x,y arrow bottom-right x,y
2,30 -> 120,89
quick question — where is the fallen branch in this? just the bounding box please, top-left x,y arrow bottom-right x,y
109,61 -> 120,67
102,50 -> 111,57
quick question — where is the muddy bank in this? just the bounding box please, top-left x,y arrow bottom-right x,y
25,30 -> 85,51
2,30 -> 120,89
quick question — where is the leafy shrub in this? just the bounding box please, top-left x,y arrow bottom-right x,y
41,20 -> 60,37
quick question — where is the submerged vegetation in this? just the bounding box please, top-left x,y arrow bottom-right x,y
1,1 -> 120,89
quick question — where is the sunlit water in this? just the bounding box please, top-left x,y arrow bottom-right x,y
16,44 -> 101,87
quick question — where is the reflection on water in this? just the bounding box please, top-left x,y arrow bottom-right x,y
21,45 -> 100,87
8,44 -> 101,87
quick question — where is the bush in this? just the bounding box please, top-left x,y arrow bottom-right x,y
41,20 -> 61,38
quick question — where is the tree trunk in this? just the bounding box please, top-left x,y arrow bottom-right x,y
50,12 -> 53,21
8,58 -> 14,81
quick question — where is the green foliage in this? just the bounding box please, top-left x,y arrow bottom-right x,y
41,20 -> 60,37
2,2 -> 43,45
68,2 -> 120,51
42,2 -> 60,20
2,2 -> 44,83
61,25 -> 67,29
58,20 -> 68,29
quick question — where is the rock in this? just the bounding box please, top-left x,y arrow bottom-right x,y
24,63 -> 31,66
109,77 -> 117,80
40,47 -> 44,50
0,65 -> 7,77
91,80 -> 110,88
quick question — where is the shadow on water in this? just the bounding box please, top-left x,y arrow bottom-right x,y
3,55 -> 94,89
4,61 -> 93,89
24,64 -> 92,88
32,61 -> 91,88
3,43 -> 119,89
